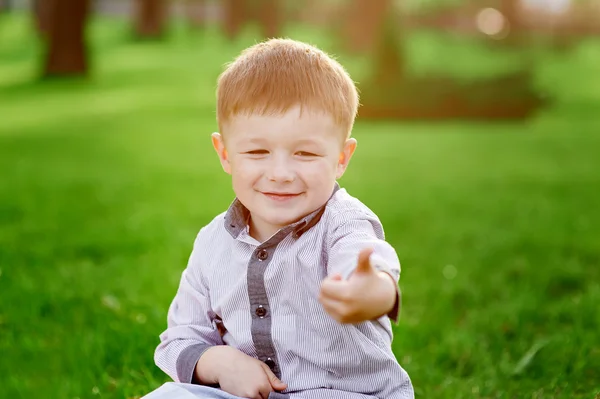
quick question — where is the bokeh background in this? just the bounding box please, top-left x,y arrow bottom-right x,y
1,0 -> 599,398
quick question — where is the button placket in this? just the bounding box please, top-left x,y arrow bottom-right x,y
247,239 -> 288,380
264,357 -> 276,371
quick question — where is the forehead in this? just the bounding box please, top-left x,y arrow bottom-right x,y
223,106 -> 342,145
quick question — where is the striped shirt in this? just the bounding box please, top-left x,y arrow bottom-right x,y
154,185 -> 414,398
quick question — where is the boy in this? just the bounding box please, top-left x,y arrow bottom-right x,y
148,38 -> 414,399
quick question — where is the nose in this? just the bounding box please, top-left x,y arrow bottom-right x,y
266,153 -> 295,183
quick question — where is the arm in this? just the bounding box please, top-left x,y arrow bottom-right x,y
320,212 -> 401,323
154,233 -> 224,384
154,233 -> 288,398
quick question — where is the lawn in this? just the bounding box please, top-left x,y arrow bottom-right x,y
0,12 -> 599,399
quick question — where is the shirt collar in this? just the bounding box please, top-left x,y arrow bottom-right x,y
224,182 -> 340,240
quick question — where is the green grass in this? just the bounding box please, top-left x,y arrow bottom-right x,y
1,12 -> 600,399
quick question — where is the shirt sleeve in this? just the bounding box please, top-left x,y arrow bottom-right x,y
154,232 -> 224,384
327,211 -> 402,323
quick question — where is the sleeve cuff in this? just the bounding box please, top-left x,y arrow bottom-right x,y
370,256 -> 401,323
176,343 -> 215,384
386,284 -> 401,323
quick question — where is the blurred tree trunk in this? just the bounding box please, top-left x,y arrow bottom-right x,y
256,0 -> 280,38
501,0 -> 525,40
43,0 -> 90,77
33,0 -> 53,37
185,0 -> 207,28
134,0 -> 168,38
221,0 -> 281,39
344,0 -> 392,53
222,0 -> 248,39
0,0 -> 11,12
502,0 -> 521,27
354,2 -> 410,119
372,16 -> 405,87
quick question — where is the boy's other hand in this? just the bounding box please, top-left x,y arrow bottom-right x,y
319,247 -> 396,324
195,346 -> 287,399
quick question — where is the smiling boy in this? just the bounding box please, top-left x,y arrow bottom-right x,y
150,38 -> 414,399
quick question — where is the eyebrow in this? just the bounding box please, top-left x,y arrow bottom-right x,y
294,138 -> 324,147
243,137 -> 267,145
241,137 -> 324,147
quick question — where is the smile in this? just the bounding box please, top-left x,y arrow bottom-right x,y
262,192 -> 302,202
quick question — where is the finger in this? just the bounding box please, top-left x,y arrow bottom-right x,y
249,389 -> 263,399
256,375 -> 273,399
319,295 -> 346,319
320,278 -> 350,301
262,364 -> 288,391
354,247 -> 374,274
320,295 -> 358,323
330,273 -> 343,281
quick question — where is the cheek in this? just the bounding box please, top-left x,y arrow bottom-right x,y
299,160 -> 338,183
231,159 -> 261,185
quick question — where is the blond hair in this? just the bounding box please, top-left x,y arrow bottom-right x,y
216,38 -> 359,138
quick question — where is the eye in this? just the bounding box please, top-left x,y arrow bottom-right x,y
245,149 -> 268,155
296,151 -> 318,157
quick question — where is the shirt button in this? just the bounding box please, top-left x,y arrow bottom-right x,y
255,305 -> 267,318
257,249 -> 268,261
264,358 -> 276,370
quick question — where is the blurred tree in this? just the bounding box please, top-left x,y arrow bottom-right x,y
293,0 -> 350,30
222,0 -> 248,39
0,0 -> 11,12
43,0 -> 90,77
358,0 -> 545,120
343,0 -> 392,53
501,0 -> 523,29
134,0 -> 168,38
222,0 -> 281,39
370,12 -> 406,88
498,0 -> 528,45
256,0 -> 280,38
402,0 -> 465,12
185,0 -> 207,28
33,0 -> 53,37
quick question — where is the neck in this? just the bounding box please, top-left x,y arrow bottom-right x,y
248,216 -> 281,243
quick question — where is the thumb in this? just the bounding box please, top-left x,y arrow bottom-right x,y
355,247 -> 374,274
263,364 -> 287,391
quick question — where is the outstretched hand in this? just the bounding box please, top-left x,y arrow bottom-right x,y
319,248 -> 397,324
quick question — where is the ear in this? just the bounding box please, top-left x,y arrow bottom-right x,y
336,138 -> 357,179
211,132 -> 231,174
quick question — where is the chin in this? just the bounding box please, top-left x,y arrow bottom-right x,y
266,215 -> 302,227
262,211 -> 306,226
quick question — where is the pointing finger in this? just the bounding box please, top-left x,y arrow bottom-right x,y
354,247 -> 374,274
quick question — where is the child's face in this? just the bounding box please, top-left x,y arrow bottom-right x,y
213,105 -> 356,240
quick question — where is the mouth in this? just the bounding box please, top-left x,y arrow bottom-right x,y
261,192 -> 302,201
